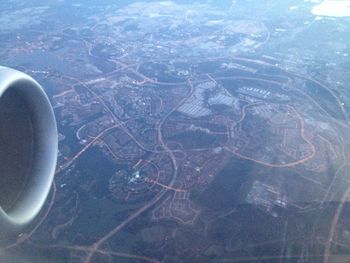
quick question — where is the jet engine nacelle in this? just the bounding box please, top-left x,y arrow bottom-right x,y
0,66 -> 57,239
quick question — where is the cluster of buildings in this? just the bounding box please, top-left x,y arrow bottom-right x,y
246,181 -> 288,217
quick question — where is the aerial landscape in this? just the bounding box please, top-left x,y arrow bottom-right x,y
1,0 -> 350,262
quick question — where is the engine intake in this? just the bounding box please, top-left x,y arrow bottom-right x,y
0,66 -> 57,238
